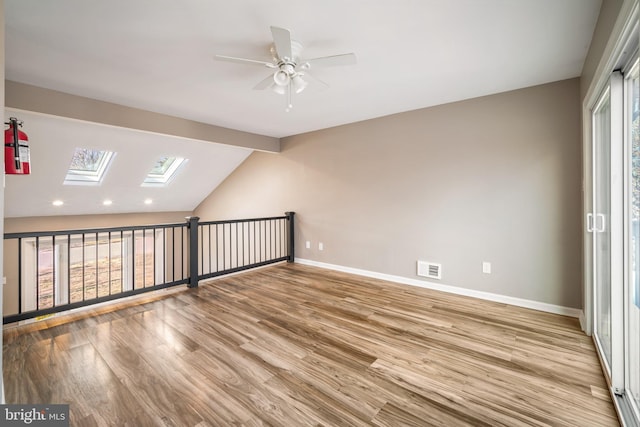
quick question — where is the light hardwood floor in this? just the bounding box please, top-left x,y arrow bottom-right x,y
3,263 -> 619,426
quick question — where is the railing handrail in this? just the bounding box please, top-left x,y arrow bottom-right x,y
4,221 -> 187,239
198,214 -> 288,226
4,215 -> 290,239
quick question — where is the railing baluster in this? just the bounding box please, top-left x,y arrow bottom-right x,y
120,230 -> 124,293
272,219 -> 275,260
67,235 -> 71,305
18,238 -> 22,314
242,222 -> 245,267
160,228 -> 164,285
258,221 -> 262,263
143,229 -> 147,288
152,229 -> 157,286
95,232 -> 98,299
180,226 -> 183,279
172,227 -> 176,282
52,235 -> 57,308
35,236 -> 40,310
216,224 -> 220,272
208,225 -> 211,273
108,231 -> 112,296
82,233 -> 85,302
200,224 -> 204,277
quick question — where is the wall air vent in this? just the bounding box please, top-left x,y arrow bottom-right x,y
417,260 -> 441,280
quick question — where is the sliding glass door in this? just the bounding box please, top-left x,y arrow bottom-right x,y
585,5 -> 639,425
589,48 -> 640,426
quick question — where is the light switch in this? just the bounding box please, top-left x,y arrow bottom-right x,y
482,262 -> 491,274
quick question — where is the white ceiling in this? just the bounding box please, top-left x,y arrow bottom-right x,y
3,0 -> 602,218
6,0 -> 602,139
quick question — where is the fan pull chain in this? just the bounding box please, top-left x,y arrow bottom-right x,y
286,81 -> 293,112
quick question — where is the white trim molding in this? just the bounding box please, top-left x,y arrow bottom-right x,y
296,258 -> 582,318
579,310 -> 587,332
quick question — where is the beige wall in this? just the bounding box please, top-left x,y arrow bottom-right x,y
196,78 -> 582,309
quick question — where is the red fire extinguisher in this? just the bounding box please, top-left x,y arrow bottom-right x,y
5,117 -> 30,175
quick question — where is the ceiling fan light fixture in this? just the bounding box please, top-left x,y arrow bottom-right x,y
292,75 -> 308,94
273,70 -> 290,86
272,84 -> 286,95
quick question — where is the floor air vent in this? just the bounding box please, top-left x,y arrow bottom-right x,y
417,260 -> 441,280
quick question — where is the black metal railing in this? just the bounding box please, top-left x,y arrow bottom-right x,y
197,215 -> 292,281
3,212 -> 295,324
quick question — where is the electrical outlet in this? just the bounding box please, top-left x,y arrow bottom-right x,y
318,242 -> 324,251
305,241 -> 311,249
482,262 -> 491,274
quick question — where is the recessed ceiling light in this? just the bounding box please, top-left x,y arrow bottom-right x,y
144,198 -> 153,205
52,200 -> 64,207
103,199 -> 113,206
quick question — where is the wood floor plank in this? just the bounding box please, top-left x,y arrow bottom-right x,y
3,263 -> 619,426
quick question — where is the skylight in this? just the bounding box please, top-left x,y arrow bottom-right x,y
143,156 -> 186,186
64,147 -> 115,185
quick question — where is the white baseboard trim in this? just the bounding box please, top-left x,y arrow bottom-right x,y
579,310 -> 588,333
295,258 -> 582,318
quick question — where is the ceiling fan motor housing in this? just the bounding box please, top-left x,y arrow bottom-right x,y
271,41 -> 304,88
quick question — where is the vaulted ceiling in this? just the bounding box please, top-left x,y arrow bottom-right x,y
3,109 -> 252,218
4,0 -> 602,217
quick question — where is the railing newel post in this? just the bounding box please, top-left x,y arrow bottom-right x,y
285,212 -> 295,263
187,216 -> 200,288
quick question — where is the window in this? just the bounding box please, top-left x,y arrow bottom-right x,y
142,156 -> 186,186
64,147 -> 115,185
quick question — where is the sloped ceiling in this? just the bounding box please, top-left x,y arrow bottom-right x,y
3,0 -> 602,217
3,109 -> 252,218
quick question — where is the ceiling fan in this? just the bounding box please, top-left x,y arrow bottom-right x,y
215,26 -> 357,112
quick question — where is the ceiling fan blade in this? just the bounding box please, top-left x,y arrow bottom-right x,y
306,53 -> 357,68
300,72 -> 329,90
253,73 -> 275,90
214,55 -> 275,68
270,26 -> 293,60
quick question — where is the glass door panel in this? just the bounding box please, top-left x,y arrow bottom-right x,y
627,59 -> 640,419
594,87 -> 613,368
